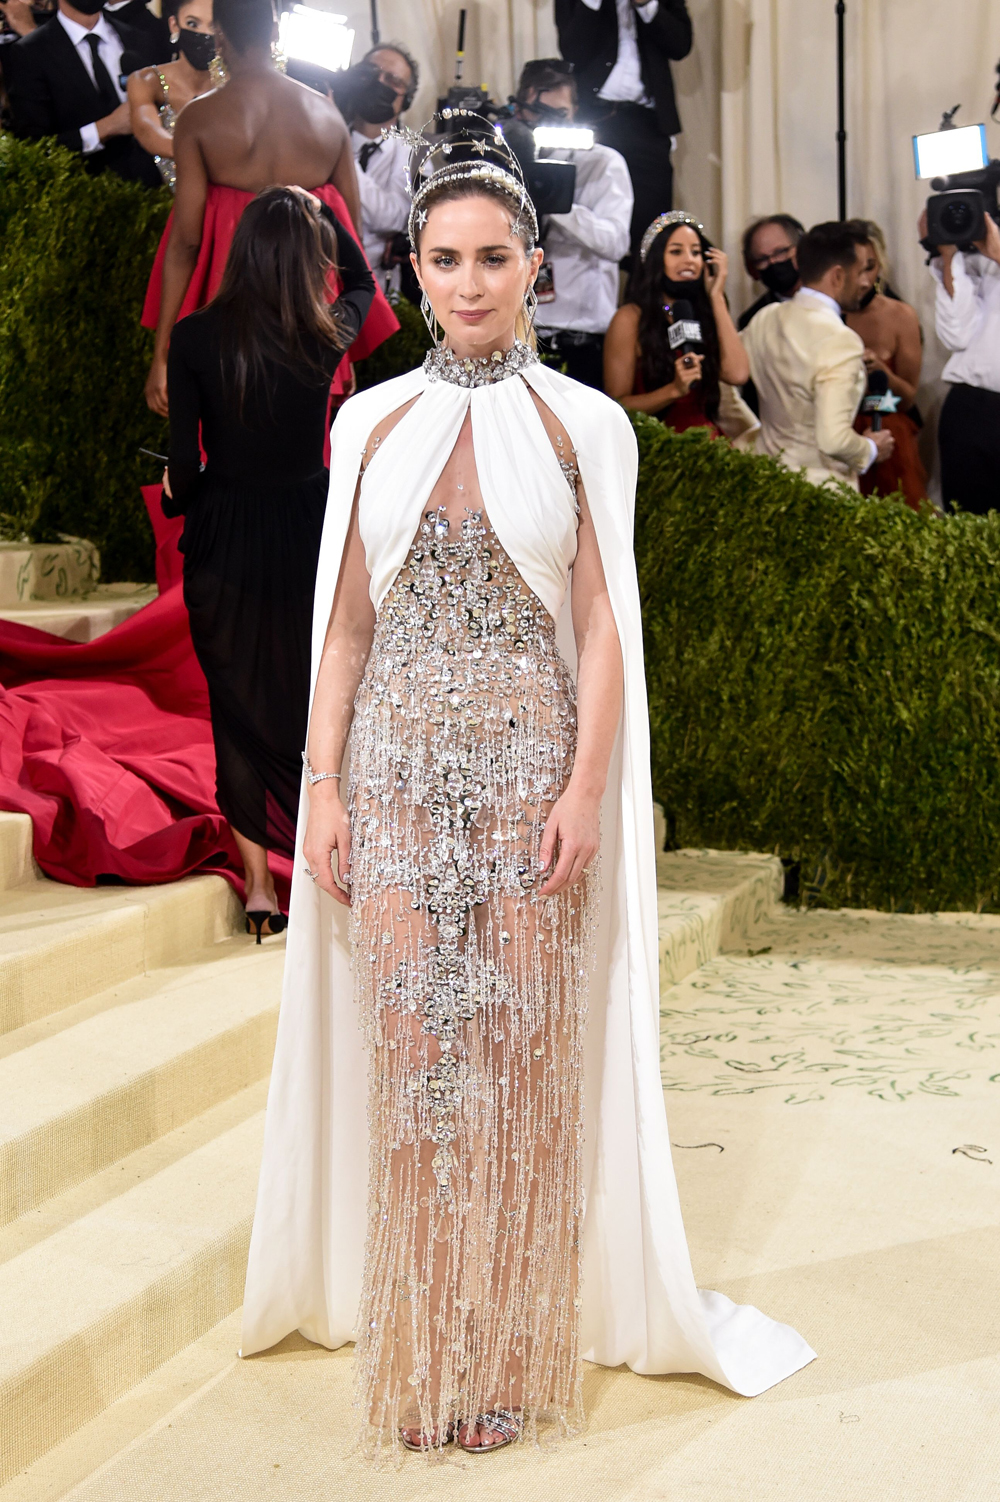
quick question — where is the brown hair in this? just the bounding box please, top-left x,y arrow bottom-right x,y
212,186 -> 348,412
741,213 -> 805,274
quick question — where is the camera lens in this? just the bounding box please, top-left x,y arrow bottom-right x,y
940,200 -> 976,237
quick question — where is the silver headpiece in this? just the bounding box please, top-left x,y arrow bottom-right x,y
639,210 -> 707,264
383,110 -> 539,250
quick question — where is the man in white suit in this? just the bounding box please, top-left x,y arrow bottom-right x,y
741,220 -> 895,488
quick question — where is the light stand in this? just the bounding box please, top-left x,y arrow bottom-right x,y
370,0 -> 379,46
836,0 -> 847,219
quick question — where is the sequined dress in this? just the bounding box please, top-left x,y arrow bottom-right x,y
347,356 -> 595,1449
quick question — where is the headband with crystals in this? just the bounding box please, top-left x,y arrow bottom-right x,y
384,110 -> 539,250
639,210 -> 707,264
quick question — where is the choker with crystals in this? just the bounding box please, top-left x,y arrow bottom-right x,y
423,342 -> 539,388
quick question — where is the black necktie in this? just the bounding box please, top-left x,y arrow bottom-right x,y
84,33 -> 120,116
358,140 -> 381,173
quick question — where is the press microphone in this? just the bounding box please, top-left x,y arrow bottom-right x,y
667,299 -> 703,370
862,368 -> 890,431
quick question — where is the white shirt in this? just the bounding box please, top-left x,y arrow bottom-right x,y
796,287 -> 876,472
57,10 -> 125,156
581,0 -> 659,107
535,144 -> 633,336
930,251 -> 1000,394
350,128 -> 411,292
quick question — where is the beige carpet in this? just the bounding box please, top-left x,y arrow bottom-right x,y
6,896 -> 1000,1501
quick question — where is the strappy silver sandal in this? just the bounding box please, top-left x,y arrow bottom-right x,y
399,1422 -> 455,1452
457,1408 -> 522,1452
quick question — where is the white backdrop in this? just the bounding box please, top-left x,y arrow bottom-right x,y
333,0 -> 1000,492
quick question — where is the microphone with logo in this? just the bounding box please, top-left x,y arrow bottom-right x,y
667,300 -> 704,380
861,368 -> 890,431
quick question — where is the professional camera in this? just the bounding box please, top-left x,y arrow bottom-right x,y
915,108 -> 1000,251
435,85 -> 578,217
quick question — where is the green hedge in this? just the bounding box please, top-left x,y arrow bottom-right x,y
0,134 -> 171,582
633,415 -> 1000,912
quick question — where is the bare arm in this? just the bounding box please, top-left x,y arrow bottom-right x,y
705,249 -> 750,385
864,303 -> 922,410
539,483 -> 623,896
603,303 -> 701,414
328,125 -> 361,236
128,68 -> 173,159
144,109 -> 208,416
301,494 -> 376,905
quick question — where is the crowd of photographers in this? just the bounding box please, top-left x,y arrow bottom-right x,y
0,0 -> 997,514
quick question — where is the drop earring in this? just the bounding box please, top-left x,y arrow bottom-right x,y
420,290 -> 443,349
522,282 -> 538,333
209,44 -> 228,87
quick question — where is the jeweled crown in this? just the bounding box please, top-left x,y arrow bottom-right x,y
384,110 -> 539,250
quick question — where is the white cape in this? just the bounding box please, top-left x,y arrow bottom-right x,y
240,362 -> 816,1396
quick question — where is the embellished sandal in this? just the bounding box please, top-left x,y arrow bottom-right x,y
456,1408 -> 522,1452
399,1422 -> 455,1452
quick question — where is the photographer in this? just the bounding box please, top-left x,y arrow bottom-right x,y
514,58 -> 632,389
924,210 -> 1000,514
347,43 -> 417,295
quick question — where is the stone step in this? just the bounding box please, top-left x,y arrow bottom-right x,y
0,585 -> 158,643
0,1109 -> 265,1486
0,940 -> 282,1227
656,847 -> 784,986
0,875 -> 244,1035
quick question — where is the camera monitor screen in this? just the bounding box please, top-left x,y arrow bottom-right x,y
278,5 -> 354,72
913,124 -> 988,179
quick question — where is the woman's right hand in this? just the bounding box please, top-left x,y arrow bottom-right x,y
302,789 -> 352,906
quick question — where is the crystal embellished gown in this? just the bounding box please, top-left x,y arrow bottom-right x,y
349,436 -> 593,1441
240,349 -> 816,1452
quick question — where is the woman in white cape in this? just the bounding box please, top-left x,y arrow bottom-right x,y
240,124 -> 815,1456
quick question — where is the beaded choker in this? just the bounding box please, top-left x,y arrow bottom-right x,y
423,341 -> 539,388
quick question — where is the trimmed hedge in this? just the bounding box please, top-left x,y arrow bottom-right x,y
633,415 -> 1000,912
0,134 -> 170,582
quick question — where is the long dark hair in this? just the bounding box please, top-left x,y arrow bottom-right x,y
627,224 -> 722,422
212,186 -> 348,412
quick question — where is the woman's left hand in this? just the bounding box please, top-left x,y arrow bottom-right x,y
538,785 -> 601,897
161,467 -> 173,498
862,348 -> 890,375
704,247 -> 729,298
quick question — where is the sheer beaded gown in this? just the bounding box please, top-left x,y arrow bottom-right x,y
349,358 -> 594,1447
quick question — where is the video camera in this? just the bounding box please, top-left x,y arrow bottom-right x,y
916,107 -> 1000,252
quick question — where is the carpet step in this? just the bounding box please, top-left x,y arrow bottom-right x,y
0,585 -> 158,643
0,875 -> 244,1035
656,847 -> 784,985
0,1109 -> 265,1485
0,940 -> 282,1227
0,814 -> 38,894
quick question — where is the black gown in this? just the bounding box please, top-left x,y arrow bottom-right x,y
166,214 -> 374,857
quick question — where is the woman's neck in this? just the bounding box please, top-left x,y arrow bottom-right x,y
444,330 -> 518,362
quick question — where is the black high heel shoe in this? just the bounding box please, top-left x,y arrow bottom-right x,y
245,910 -> 288,944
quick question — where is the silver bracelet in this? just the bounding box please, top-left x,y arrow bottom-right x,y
302,753 -> 342,786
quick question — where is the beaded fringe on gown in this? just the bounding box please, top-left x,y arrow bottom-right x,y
348,500 -> 595,1450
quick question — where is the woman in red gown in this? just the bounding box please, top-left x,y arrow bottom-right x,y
603,211 -> 751,437
846,222 -> 927,512
142,0 -> 397,417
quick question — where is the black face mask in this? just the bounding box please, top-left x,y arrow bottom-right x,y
71,0 -> 106,16
663,274 -> 702,299
176,29 -> 215,71
759,258 -> 799,297
856,283 -> 878,310
354,77 -> 398,125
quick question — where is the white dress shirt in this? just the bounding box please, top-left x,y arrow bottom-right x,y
581,0 -> 659,106
535,144 -> 633,336
351,128 -> 411,292
931,250 -> 1000,394
57,10 -> 125,156
796,286 -> 875,471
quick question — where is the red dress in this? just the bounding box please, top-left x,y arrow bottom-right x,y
632,367 -> 721,436
142,182 -> 398,398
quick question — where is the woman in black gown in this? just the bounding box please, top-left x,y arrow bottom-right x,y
166,186 -> 374,937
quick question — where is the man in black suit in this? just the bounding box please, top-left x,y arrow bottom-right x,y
555,0 -> 692,265
104,0 -> 169,56
3,0 -> 165,185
